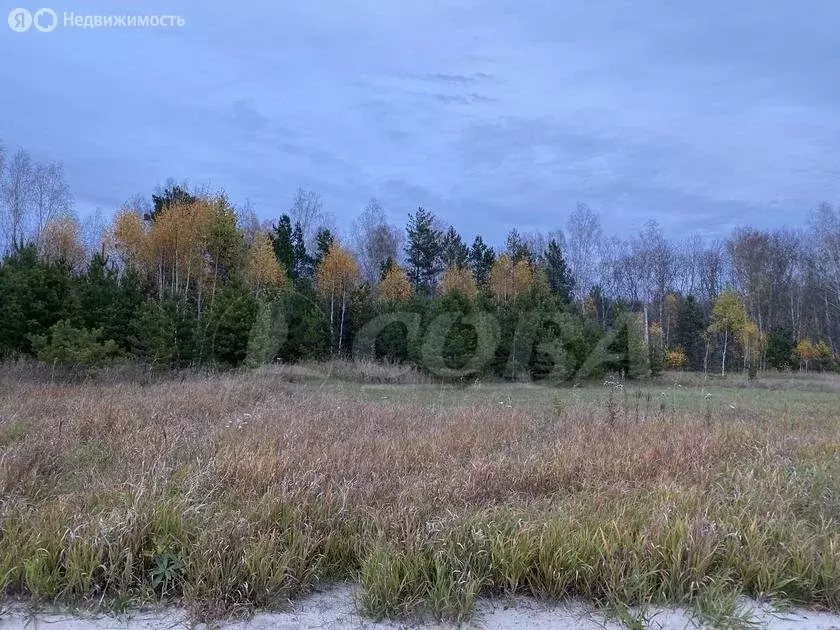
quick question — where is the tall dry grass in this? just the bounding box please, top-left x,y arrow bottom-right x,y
0,366 -> 838,623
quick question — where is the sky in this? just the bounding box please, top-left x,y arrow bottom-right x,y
2,0 -> 839,246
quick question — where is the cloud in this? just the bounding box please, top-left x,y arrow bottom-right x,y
1,0 -> 838,243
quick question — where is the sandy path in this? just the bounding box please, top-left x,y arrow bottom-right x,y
3,586 -> 840,629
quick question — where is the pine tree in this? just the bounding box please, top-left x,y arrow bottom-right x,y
674,295 -> 707,371
78,253 -> 143,351
313,227 -> 335,268
468,236 -> 495,286
505,228 -> 533,264
379,256 -> 396,281
405,207 -> 443,296
766,327 -> 794,370
149,184 -> 196,222
129,299 -> 176,368
291,221 -> 313,278
0,244 -> 78,356
271,215 -> 295,277
207,283 -> 258,367
278,282 -> 331,362
543,239 -> 575,302
439,225 -> 468,269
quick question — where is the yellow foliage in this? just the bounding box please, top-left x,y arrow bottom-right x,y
316,243 -> 360,296
489,255 -> 533,302
438,266 -> 477,299
248,232 -> 287,295
112,209 -> 149,265
378,264 -> 413,302
110,196 -> 244,302
39,214 -> 85,270
664,347 -> 687,370
815,341 -> 833,359
649,322 -> 664,346
795,339 -> 817,362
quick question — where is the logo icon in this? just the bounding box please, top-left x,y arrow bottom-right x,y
8,7 -> 32,31
33,7 -> 57,32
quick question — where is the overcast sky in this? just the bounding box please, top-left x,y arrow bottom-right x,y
2,0 -> 839,246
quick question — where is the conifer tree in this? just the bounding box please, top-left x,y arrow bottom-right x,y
439,225 -> 468,269
543,238 -> 574,301
405,207 -> 443,296
468,236 -> 495,286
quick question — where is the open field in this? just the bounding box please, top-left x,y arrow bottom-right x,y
1,363 -> 839,627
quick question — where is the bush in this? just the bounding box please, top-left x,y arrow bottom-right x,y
29,320 -> 120,367
664,347 -> 687,370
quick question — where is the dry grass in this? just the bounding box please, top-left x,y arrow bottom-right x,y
0,365 -> 839,624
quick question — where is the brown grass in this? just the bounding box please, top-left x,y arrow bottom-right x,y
1,366 -> 839,623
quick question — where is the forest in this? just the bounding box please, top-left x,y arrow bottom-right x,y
1,142 -> 839,380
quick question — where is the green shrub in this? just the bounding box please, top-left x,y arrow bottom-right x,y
29,320 -> 119,367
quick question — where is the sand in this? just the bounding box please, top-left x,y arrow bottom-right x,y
3,586 -> 840,629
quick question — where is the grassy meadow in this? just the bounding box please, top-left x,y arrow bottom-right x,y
0,362 -> 839,626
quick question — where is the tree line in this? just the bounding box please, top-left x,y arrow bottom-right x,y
1,140 -> 838,379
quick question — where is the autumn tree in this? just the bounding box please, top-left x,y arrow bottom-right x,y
488,255 -> 534,302
378,263 -> 413,302
248,232 -> 288,296
316,242 -> 360,352
738,319 -> 762,373
0,148 -> 34,249
39,213 -> 85,270
438,265 -> 477,300
709,290 -> 748,376
149,182 -> 196,221
111,194 -> 244,315
289,187 -> 325,251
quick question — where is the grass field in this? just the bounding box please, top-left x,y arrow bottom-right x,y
1,362 -> 839,627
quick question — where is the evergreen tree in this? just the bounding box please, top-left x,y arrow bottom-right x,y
271,215 -> 295,277
129,299 -> 177,367
379,256 -> 396,281
543,239 -> 575,302
313,227 -> 335,269
0,244 -> 78,356
766,327 -> 794,370
291,221 -> 313,278
674,295 -> 707,371
405,207 -> 443,296
505,228 -> 533,264
606,311 -> 649,378
206,283 -> 258,366
78,254 -> 144,350
277,281 -> 330,361
30,320 -> 120,367
148,184 -> 196,221
439,225 -> 469,269
468,236 -> 495,286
